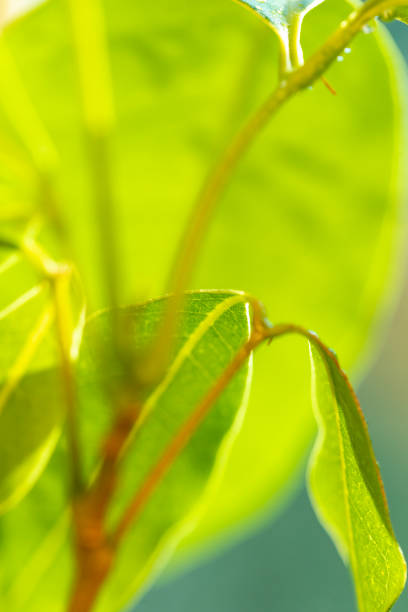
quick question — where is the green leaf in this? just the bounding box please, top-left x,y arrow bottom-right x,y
0,0 -> 405,578
307,340 -> 406,611
0,369 -> 63,514
0,233 -> 85,512
0,290 -> 252,611
236,0 -> 326,70
0,256 -> 61,513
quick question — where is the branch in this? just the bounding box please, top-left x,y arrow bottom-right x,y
141,0 -> 407,387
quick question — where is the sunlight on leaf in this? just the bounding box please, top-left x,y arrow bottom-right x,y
0,368 -> 63,514
0,272 -> 60,512
81,291 -> 253,611
0,290 -> 253,611
0,237 -> 85,512
0,0 -> 405,573
307,341 -> 406,611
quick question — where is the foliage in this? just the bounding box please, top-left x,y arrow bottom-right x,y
0,0 -> 407,610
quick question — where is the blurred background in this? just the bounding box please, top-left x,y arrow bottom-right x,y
5,2 -> 407,610
133,21 -> 408,612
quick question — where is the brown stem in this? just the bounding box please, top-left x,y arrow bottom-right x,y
88,400 -> 143,525
67,496 -> 114,612
111,310 -> 339,546
65,395 -> 144,612
112,300 -> 270,545
66,300 -> 266,610
64,304 -> 371,609
67,560 -> 111,612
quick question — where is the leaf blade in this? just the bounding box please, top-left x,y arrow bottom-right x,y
308,341 -> 406,611
0,290 -> 253,611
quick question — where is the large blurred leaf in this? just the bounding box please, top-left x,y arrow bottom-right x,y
0,252 -> 61,512
0,0 -> 405,568
307,339 -> 406,610
0,290 -> 252,611
0,255 -> 58,375
0,368 -> 63,513
0,240 -> 84,512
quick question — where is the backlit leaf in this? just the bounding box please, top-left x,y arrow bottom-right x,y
0,0 -> 405,583
0,244 -> 83,512
0,369 -> 63,513
307,339 -> 406,611
0,257 -> 60,513
0,290 -> 252,611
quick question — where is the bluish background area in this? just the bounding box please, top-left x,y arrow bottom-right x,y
133,22 -> 408,612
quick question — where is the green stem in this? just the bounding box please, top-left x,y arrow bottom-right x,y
65,0 -> 118,312
52,270 -> 83,495
287,12 -> 305,70
143,0 -> 403,388
21,234 -> 83,493
170,0 -> 404,296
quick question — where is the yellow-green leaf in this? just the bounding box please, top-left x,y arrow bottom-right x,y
308,340 -> 406,611
0,290 -> 252,611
